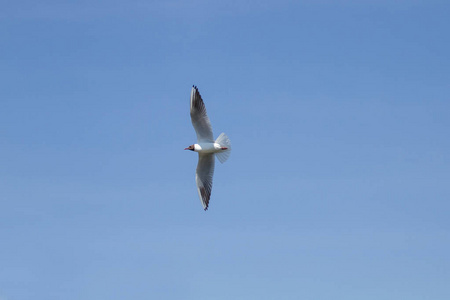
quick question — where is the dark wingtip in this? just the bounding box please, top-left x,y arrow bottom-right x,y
204,206 -> 208,211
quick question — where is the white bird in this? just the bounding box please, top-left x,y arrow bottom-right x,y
185,86 -> 231,210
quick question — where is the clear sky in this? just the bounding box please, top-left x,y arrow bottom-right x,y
1,1 -> 449,299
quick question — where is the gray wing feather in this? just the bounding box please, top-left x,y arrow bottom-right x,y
190,86 -> 214,143
195,153 -> 215,210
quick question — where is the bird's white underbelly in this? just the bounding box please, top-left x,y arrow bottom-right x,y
195,143 -> 221,153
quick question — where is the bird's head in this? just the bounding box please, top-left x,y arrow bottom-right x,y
184,144 -> 195,151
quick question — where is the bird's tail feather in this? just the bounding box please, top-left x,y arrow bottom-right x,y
215,133 -> 231,164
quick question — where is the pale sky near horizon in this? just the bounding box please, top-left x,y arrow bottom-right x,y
1,1 -> 450,299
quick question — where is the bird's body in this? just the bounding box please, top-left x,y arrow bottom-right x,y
194,142 -> 226,153
185,86 -> 231,210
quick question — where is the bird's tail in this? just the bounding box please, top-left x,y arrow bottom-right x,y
215,133 -> 231,164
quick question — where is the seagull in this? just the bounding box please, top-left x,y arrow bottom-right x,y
185,86 -> 231,210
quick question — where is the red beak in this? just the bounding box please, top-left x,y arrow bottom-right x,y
184,148 -> 189,150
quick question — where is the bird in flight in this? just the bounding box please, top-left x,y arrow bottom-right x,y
185,86 -> 231,210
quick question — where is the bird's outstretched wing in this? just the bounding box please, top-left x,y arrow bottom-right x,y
195,153 -> 215,210
190,86 -> 214,143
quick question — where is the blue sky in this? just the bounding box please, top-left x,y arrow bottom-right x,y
1,1 -> 449,299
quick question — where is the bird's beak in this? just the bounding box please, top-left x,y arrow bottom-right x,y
184,147 -> 189,150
